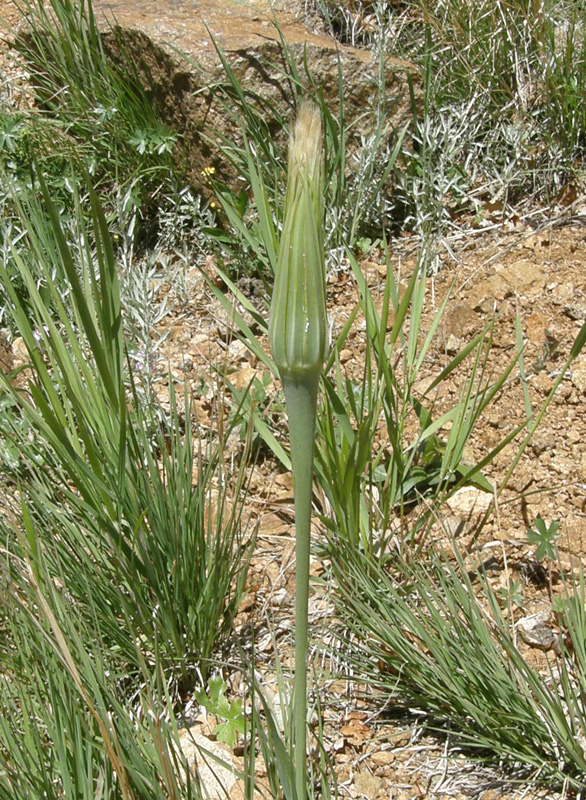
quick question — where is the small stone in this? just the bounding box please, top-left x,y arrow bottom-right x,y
446,486 -> 492,518
441,514 -> 465,538
529,432 -> 556,456
578,452 -> 586,482
0,333 -> 13,372
177,728 -> 242,799
501,259 -> 545,294
524,311 -> 548,345
269,588 -> 289,607
191,333 -> 209,345
442,303 -> 478,338
10,336 -> 28,366
227,339 -> 247,360
571,359 -> 586,393
257,632 -> 273,653
564,304 -> 586,321
260,512 -> 290,537
532,371 -> 553,395
445,333 -> 461,354
354,770 -> 383,796
370,749 -> 395,766
274,472 -> 294,493
517,612 -> 556,650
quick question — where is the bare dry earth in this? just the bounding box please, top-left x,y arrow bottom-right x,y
155,218 -> 586,800
3,1 -> 586,797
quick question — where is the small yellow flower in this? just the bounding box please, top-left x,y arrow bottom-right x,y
201,165 -> 216,184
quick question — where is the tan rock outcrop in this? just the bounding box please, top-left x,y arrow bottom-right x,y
92,0 -> 418,194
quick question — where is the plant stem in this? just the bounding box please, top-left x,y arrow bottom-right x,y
282,371 -> 320,800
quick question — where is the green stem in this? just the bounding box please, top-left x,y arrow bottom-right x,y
282,371 -> 320,800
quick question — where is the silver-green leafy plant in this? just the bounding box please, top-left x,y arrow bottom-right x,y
268,100 -> 328,800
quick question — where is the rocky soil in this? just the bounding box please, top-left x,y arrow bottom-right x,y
2,1 -> 586,798
152,216 -> 586,800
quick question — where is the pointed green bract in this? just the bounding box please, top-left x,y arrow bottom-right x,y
269,101 -> 328,381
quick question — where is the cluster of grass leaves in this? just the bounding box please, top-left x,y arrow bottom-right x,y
0,3 -> 258,796
0,540 -> 199,799
0,177 -> 255,796
0,0 -> 194,333
5,0 -> 180,239
328,542 -> 586,790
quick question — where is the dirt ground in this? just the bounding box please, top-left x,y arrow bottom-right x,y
2,2 -> 586,797
157,216 -> 586,800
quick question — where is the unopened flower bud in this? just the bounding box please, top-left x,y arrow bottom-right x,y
269,101 -> 328,382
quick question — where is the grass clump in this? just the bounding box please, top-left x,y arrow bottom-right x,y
0,525 -> 197,799
308,0 -> 586,253
0,177 -> 252,690
10,0 -> 180,240
328,540 -> 586,790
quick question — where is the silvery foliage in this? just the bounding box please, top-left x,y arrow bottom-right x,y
323,1 -> 408,269
156,186 -> 216,257
117,186 -> 217,412
304,0 -> 400,48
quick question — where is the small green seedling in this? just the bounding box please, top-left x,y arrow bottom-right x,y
128,124 -> 177,156
551,595 -> 568,618
497,578 -> 524,610
527,516 -> 561,562
195,676 -> 245,747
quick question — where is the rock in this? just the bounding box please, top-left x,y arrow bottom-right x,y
446,486 -> 492,518
354,768 -> 384,796
370,749 -> 395,767
468,277 -> 504,310
233,363 -> 258,390
90,0 -> 419,194
268,587 -> 289,607
0,332 -> 13,373
557,548 -> 584,578
442,302 -> 479,339
438,488 -> 492,542
516,611 -> 556,651
524,310 -> 549,346
564,303 -> 586,321
579,451 -> 586,481
532,370 -> 553,395
340,716 -> 372,747
445,333 -> 461,355
571,357 -> 586,393
9,335 -> 27,367
496,260 -> 545,296
177,727 -> 244,799
529,430 -> 556,456
441,514 -> 466,538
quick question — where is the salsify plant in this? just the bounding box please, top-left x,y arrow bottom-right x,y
268,100 -> 328,800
